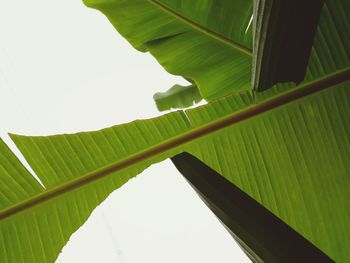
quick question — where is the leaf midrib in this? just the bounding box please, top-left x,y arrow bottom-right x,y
1,67 -> 349,221
148,0 -> 253,56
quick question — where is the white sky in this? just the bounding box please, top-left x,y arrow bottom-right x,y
0,1 -> 250,262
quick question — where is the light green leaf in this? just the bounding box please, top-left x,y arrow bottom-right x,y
84,0 -> 350,98
1,68 -> 349,262
1,0 -> 350,262
0,111 -> 192,262
0,140 -> 43,211
83,0 -> 253,100
153,84 -> 203,111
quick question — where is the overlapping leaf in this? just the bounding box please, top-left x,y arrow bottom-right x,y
252,0 -> 325,91
83,0 -> 253,100
1,71 -> 349,261
85,0 -> 350,99
0,0 -> 350,262
172,153 -> 333,262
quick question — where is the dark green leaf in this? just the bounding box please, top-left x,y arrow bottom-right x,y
252,0 -> 325,91
172,152 -> 334,263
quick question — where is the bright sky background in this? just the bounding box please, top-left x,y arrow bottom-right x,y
0,1 -> 250,262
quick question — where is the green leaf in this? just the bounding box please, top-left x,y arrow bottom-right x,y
84,0 -> 350,98
185,76 -> 350,262
1,68 -> 349,261
0,139 -> 44,211
153,84 -> 203,111
83,0 -> 253,100
1,1 -> 350,261
0,111 -> 192,262
252,0 -> 325,91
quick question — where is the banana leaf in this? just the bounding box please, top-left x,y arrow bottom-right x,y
84,0 -> 350,98
252,0 -> 325,91
0,0 -> 350,262
153,84 -> 202,111
83,0 -> 253,100
1,69 -> 349,261
172,152 -> 333,262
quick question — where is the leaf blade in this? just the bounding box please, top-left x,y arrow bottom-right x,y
1,69 -> 349,261
172,152 -> 333,262
153,84 -> 203,111
252,0 -> 325,91
83,0 -> 253,100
